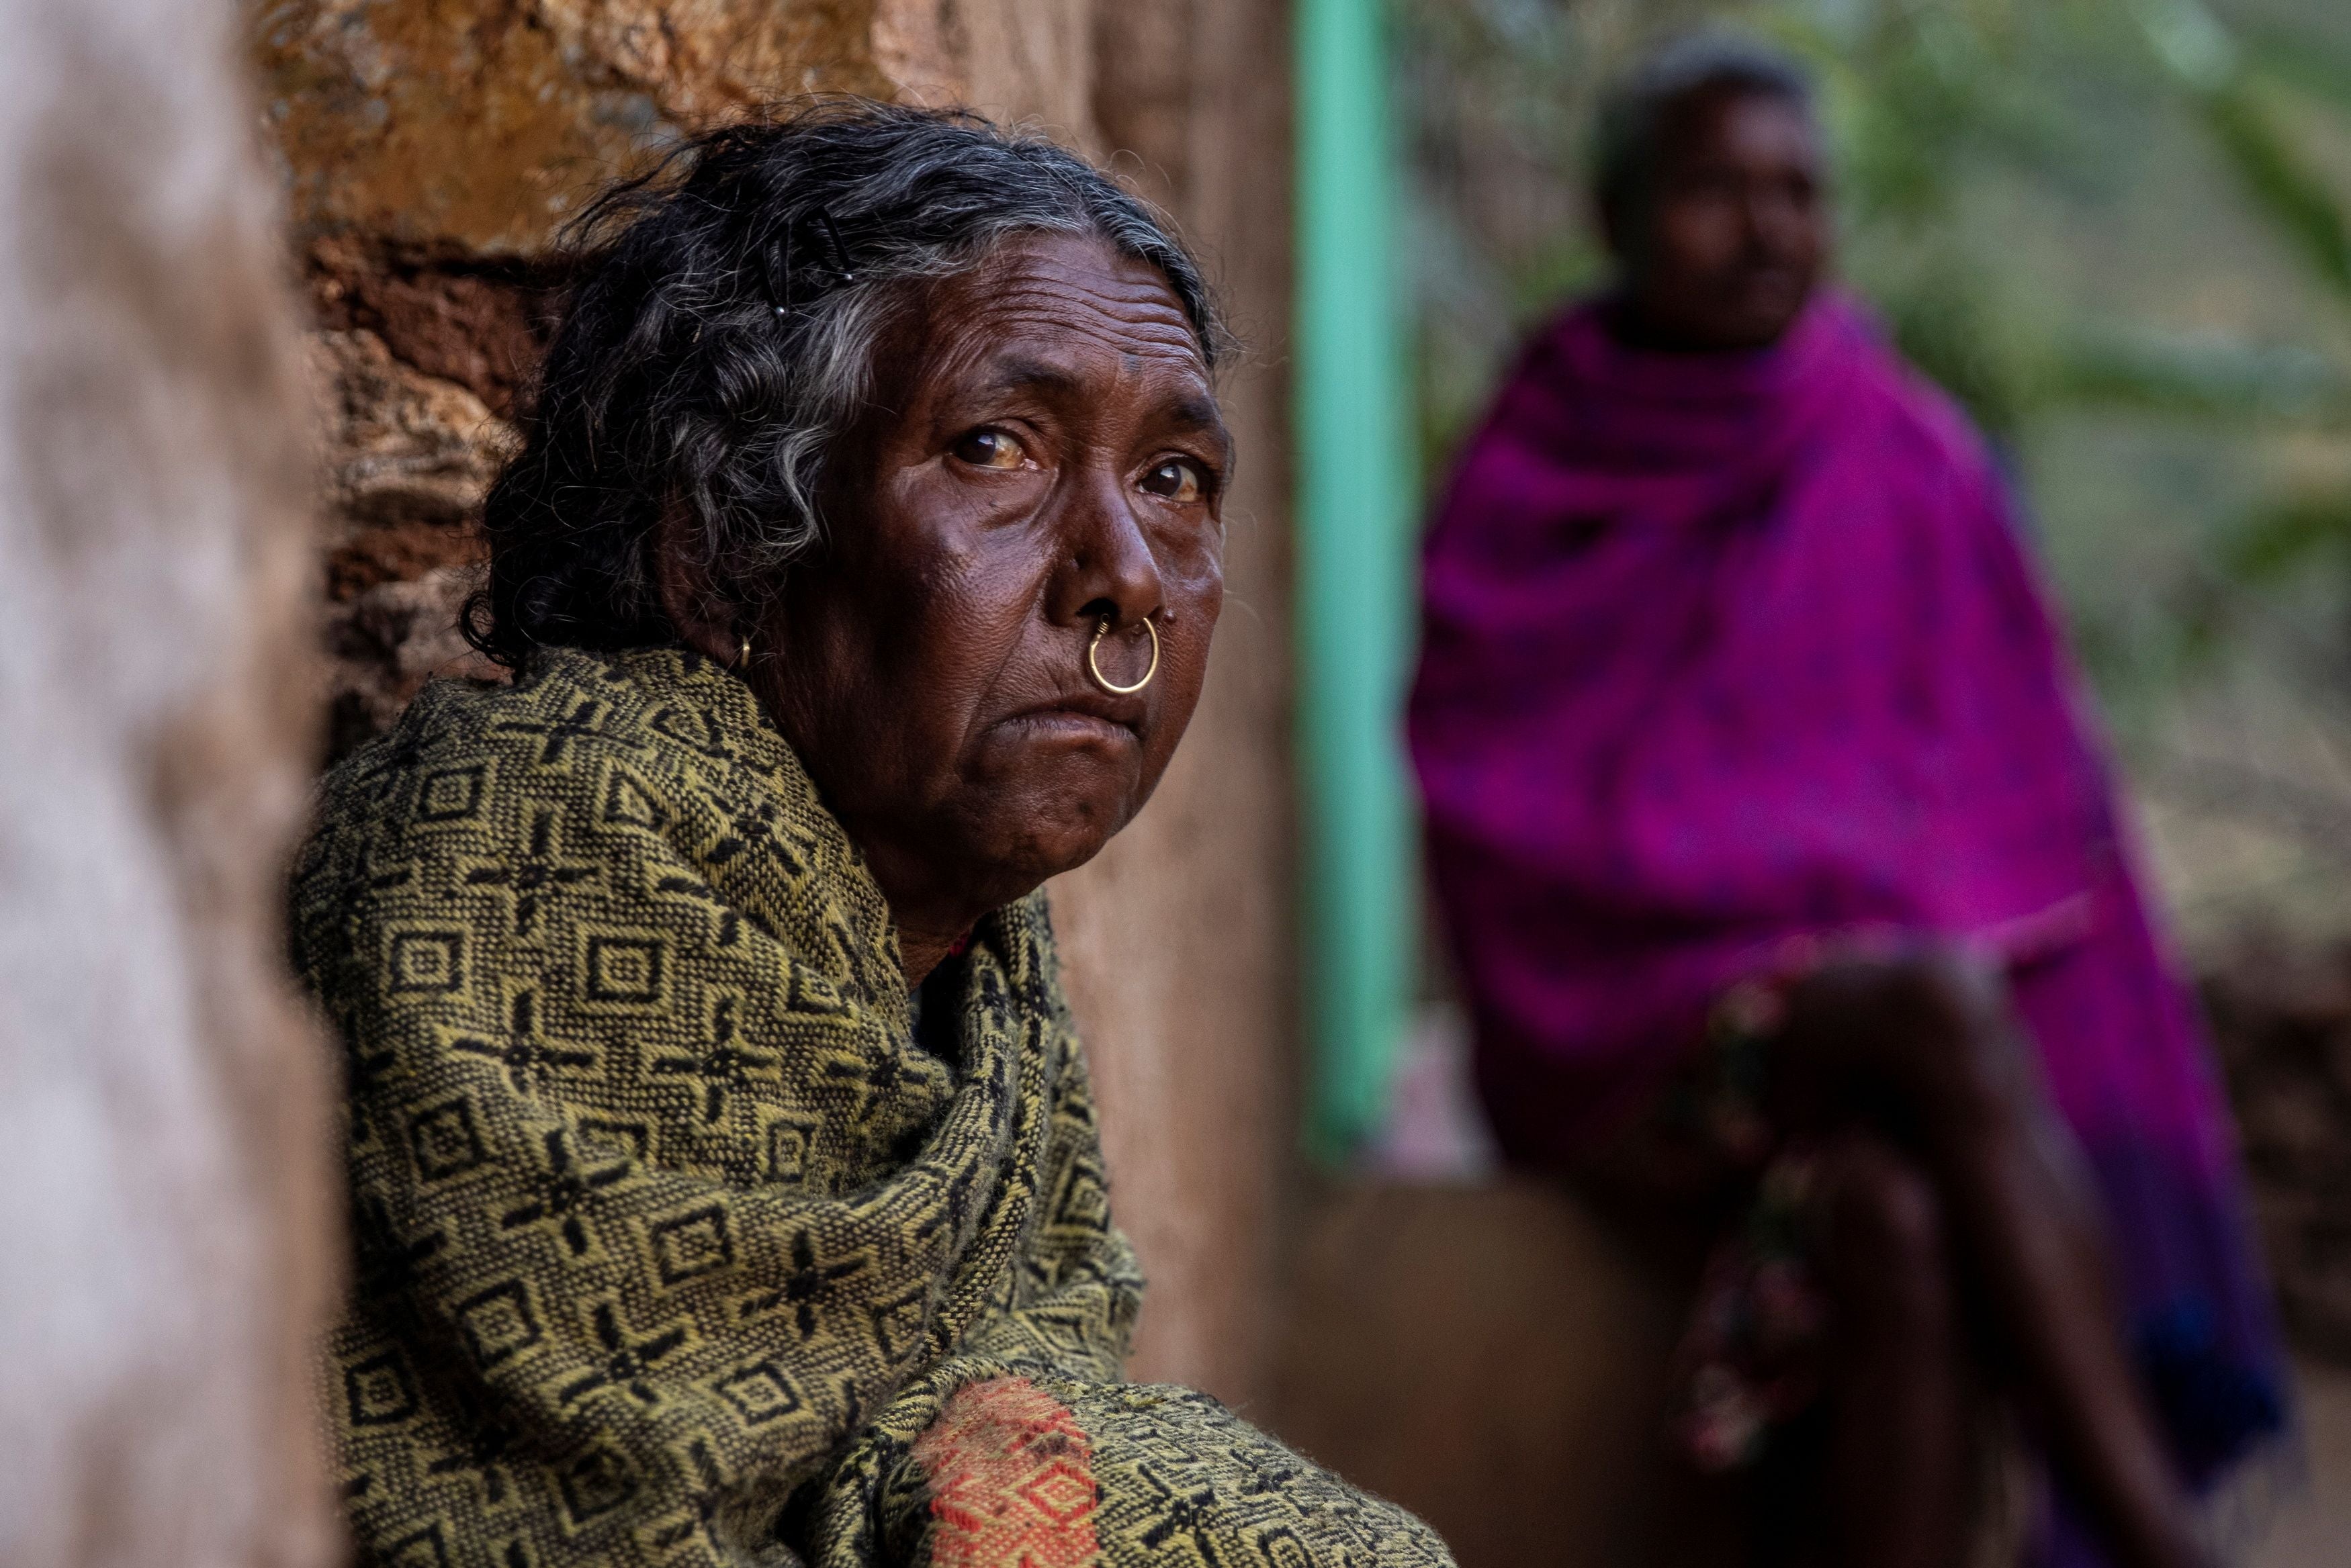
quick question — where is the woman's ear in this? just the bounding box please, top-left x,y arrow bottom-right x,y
650,507 -> 744,665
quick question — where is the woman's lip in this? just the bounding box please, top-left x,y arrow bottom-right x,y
995,706 -> 1140,741
1000,688 -> 1149,729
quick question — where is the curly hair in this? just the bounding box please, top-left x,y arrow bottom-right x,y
464,99 -> 1221,667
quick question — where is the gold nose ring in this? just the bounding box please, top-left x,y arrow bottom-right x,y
1086,614 -> 1159,696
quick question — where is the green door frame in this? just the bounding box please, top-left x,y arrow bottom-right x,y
1294,0 -> 1415,1162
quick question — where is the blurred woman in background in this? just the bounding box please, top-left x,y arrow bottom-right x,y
1409,36 -> 2282,1568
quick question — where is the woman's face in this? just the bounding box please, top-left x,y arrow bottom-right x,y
754,232 -> 1229,937
1615,86 -> 1828,351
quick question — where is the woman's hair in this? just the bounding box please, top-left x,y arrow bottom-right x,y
1591,33 -> 1816,226
465,99 -> 1219,667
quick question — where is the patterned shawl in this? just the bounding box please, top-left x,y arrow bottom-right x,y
293,646 -> 1450,1568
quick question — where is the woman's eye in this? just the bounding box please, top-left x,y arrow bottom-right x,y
1141,459 -> 1205,504
951,429 -> 1028,470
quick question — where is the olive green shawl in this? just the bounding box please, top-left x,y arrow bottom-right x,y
292,647 -> 1449,1568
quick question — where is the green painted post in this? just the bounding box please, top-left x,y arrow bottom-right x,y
1295,0 -> 1414,1162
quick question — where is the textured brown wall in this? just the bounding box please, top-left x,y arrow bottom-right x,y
251,1 -> 901,751
255,1 -> 895,255
0,0 -> 337,1560
1054,0 -> 1298,1408
253,0 -> 1298,1409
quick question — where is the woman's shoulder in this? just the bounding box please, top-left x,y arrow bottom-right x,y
289,644 -> 846,974
288,643 -> 913,999
310,645 -> 789,837
1821,308 -> 2002,488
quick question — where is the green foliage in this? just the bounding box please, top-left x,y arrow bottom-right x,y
2225,490 -> 2351,582
1400,0 -> 2351,717
2109,0 -> 2351,690
1877,261 -> 2039,439
2201,81 -> 2351,299
2242,20 -> 2351,112
2050,330 -> 2351,425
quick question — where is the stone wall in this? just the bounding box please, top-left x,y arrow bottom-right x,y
252,0 -> 1297,1406
252,0 -> 898,754
0,0 -> 337,1561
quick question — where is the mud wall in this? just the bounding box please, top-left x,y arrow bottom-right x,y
1053,0 -> 1298,1407
251,0 -> 1297,1405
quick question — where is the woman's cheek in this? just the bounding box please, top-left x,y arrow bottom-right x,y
1157,523 -> 1225,604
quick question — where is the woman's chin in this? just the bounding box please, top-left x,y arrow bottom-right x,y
967,786 -> 1137,890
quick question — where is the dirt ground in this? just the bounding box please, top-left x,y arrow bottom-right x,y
1265,1180 -> 2351,1568
1287,991 -> 2351,1564
2250,1358 -> 2351,1568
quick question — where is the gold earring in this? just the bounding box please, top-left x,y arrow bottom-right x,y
1085,614 -> 1159,696
736,634 -> 752,670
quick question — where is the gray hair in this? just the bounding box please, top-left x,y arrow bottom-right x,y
1591,33 -> 1817,223
468,99 -> 1221,666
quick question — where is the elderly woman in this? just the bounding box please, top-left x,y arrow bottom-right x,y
1409,37 -> 2281,1568
293,103 -> 1450,1568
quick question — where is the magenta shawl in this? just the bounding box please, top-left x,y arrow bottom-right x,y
1410,293 -> 2281,1487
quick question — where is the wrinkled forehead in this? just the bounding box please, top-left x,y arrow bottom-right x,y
897,232 -> 1215,405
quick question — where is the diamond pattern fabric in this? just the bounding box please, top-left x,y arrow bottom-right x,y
293,646 -> 1451,1568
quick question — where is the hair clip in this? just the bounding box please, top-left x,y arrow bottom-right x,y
756,207 -> 856,320
758,224 -> 795,315
811,207 -> 856,285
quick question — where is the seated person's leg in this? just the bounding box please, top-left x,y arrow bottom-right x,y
1782,956 -> 2209,1568
1814,1129 -> 1975,1568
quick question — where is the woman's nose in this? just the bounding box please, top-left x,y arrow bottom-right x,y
1747,185 -> 1812,255
1049,467 -> 1165,629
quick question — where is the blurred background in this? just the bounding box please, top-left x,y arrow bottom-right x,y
8,0 -> 2351,1563
1403,0 -> 2351,958
1321,2 -> 2351,1563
